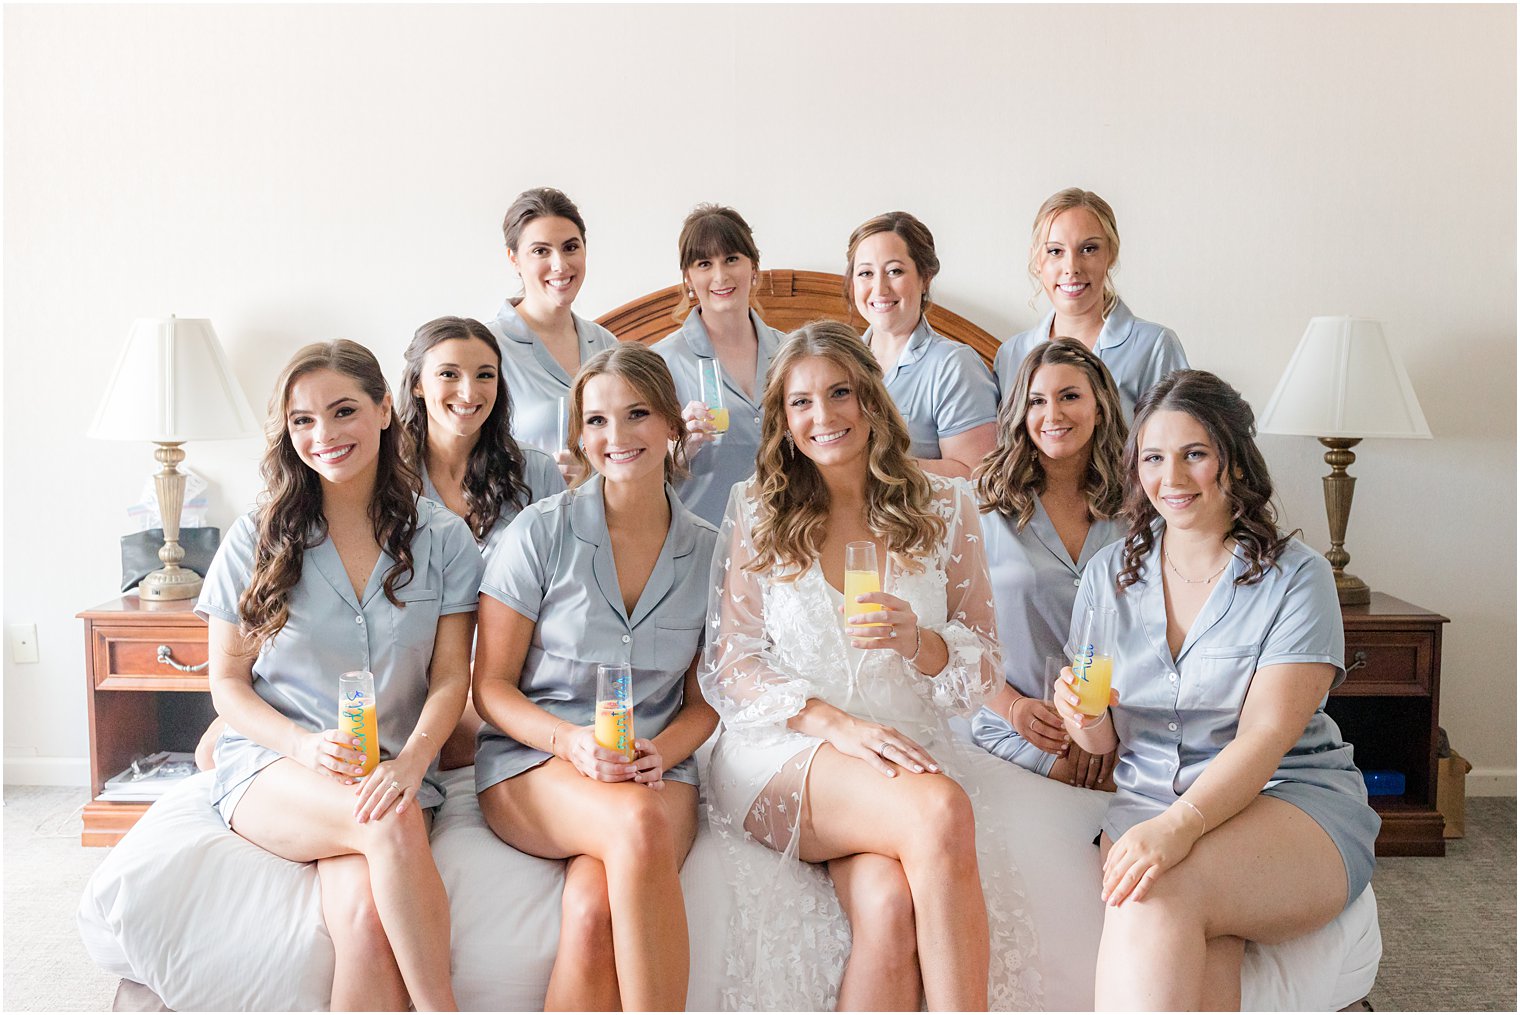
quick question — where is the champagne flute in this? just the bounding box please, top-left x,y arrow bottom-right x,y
699,359 -> 729,438
1072,606 -> 1116,717
844,541 -> 885,632
594,663 -> 635,760
338,670 -> 380,775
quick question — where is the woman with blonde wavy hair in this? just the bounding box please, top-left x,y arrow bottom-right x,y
971,338 -> 1128,789
701,320 -> 1042,1011
197,340 -> 482,1010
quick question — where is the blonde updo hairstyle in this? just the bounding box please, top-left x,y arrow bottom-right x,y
566,343 -> 690,488
672,203 -> 762,323
1027,188 -> 1121,314
745,319 -> 945,581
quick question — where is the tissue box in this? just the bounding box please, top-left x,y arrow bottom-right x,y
1437,749 -> 1472,839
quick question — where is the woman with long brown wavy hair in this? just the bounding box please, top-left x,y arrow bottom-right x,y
1052,370 -> 1379,1009
971,338 -> 1128,789
196,340 -> 483,1010
701,320 -> 1041,1011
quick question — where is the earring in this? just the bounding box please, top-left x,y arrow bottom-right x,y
686,288 -> 696,300
783,431 -> 795,455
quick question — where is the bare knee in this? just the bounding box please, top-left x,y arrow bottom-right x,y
902,777 -> 976,864
559,866 -> 615,957
613,791 -> 676,867
321,873 -> 389,953
845,865 -> 917,951
361,802 -> 433,860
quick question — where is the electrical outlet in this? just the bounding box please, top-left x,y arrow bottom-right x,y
9,624 -> 39,664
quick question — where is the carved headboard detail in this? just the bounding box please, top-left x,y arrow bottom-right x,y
596,269 -> 999,368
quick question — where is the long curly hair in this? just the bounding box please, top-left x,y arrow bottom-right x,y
566,343 -> 690,488
745,320 -> 945,580
1116,369 -> 1294,592
397,316 -> 530,540
239,340 -> 421,646
973,337 -> 1127,530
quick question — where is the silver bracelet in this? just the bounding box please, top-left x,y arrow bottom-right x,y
1179,797 -> 1207,833
906,627 -> 926,671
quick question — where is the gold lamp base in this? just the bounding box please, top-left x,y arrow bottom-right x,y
1319,436 -> 1372,607
137,441 -> 203,602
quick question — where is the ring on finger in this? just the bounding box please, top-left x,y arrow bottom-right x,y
389,780 -> 401,793
879,742 -> 893,755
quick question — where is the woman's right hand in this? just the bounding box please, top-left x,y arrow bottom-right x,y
1053,665 -> 1118,733
826,713 -> 939,779
1008,695 -> 1069,755
296,729 -> 368,784
553,448 -> 586,486
680,399 -> 717,459
558,724 -> 639,783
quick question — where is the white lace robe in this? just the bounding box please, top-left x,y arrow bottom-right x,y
700,476 -> 1043,1010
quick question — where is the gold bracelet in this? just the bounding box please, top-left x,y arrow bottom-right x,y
1179,797 -> 1207,834
548,720 -> 572,755
408,730 -> 432,742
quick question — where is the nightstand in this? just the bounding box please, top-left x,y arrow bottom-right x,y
1330,592 -> 1449,857
78,596 -> 213,846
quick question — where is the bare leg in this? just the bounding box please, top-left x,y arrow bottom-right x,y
1199,934 -> 1245,1011
1094,795 -> 1345,1011
795,745 -> 989,1011
231,760 -> 457,1011
830,852 -> 921,1011
544,855 -> 620,1012
317,853 -> 410,1012
478,763 -> 698,1011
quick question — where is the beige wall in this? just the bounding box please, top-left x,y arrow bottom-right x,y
5,4 -> 1514,788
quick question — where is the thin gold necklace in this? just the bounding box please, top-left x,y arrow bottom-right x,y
1163,541 -> 1232,584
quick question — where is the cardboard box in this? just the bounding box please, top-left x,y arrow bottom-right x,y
1438,749 -> 1472,839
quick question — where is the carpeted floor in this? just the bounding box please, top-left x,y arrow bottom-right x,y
3,785 -> 1515,1011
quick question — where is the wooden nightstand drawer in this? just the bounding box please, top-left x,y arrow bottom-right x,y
1339,631 -> 1435,695
90,625 -> 209,691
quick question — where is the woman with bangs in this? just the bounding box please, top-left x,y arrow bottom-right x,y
1052,370 -> 1379,1009
971,338 -> 1128,789
654,203 -> 787,525
993,188 -> 1188,423
702,320 -> 1041,1011
488,187 -> 619,483
472,343 -> 718,1010
844,211 -> 1000,479
196,340 -> 482,1010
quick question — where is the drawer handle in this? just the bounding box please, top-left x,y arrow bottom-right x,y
157,645 -> 208,673
1347,650 -> 1369,672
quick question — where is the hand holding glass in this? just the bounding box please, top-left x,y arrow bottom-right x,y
699,359 -> 729,436
844,541 -> 886,630
1071,606 -> 1116,717
594,663 -> 636,760
338,670 -> 380,776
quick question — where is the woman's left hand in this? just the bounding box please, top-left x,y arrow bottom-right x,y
1100,809 -> 1203,906
353,751 -> 429,823
843,591 -> 920,655
630,738 -> 667,791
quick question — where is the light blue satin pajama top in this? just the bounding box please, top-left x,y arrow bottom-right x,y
474,475 -> 719,793
486,298 -> 619,454
972,502 -> 1126,774
196,499 -> 485,820
420,446 -> 565,565
861,317 -> 999,461
1073,529 -> 1379,906
652,308 -> 783,526
993,299 -> 1189,423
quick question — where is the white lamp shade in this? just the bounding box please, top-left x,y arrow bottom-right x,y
89,317 -> 261,442
1258,316 -> 1432,439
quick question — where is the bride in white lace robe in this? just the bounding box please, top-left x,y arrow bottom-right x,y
698,322 -> 1043,1011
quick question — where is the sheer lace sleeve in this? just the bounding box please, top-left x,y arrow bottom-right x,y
916,478 -> 1004,716
701,484 -> 815,729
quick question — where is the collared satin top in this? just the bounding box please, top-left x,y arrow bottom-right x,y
1072,527 -> 1371,843
420,446 -> 565,565
486,298 -> 619,454
993,298 -> 1189,423
197,498 -> 485,810
474,474 -> 719,791
861,317 -> 999,461
653,308 -> 783,525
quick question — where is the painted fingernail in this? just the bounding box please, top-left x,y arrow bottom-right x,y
353,766 -> 363,774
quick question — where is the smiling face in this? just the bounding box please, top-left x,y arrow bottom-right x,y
286,367 -> 393,487
578,372 -> 678,485
851,230 -> 925,335
1136,409 -> 1232,536
508,215 -> 587,310
1025,362 -> 1099,464
782,355 -> 870,470
413,337 -> 499,441
685,251 -> 755,316
1037,207 -> 1115,319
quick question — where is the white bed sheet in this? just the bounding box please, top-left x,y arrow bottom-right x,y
79,766 -> 1380,1011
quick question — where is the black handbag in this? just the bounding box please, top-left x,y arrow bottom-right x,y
120,527 -> 221,593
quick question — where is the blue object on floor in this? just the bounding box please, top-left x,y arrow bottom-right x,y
1362,769 -> 1406,796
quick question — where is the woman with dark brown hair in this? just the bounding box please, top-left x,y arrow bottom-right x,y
1053,370 -> 1379,1010
701,320 -> 1040,1011
845,211 -> 999,478
197,339 -> 483,1010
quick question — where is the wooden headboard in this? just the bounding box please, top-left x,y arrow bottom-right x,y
596,268 -> 999,368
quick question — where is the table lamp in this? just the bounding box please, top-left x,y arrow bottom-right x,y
88,317 -> 260,600
1258,316 -> 1431,605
